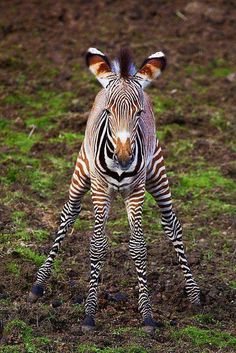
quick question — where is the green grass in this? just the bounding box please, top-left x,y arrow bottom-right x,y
173,325 -> 236,348
153,96 -> 176,114
0,152 -> 54,196
3,89 -> 75,131
77,344 -> 148,353
4,319 -> 51,353
204,198 -> 236,215
0,117 -> 9,129
173,168 -> 235,198
11,210 -> 26,224
0,346 -> 21,353
47,155 -> 73,171
49,131 -> 85,145
31,229 -> 49,241
14,246 -> 46,266
74,219 -> 93,231
210,111 -> 230,131
212,67 -> 232,78
195,314 -> 216,325
25,168 -> 54,195
185,58 -> 234,78
156,124 -> 187,143
3,130 -> 41,153
112,326 -> 147,338
169,139 -> 194,159
185,65 -> 208,76
6,261 -> 21,277
229,281 -> 236,290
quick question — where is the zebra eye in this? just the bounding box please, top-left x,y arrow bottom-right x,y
136,110 -> 143,117
105,108 -> 111,115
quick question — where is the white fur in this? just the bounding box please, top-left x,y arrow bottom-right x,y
88,47 -> 105,56
117,131 -> 130,143
148,51 -> 165,59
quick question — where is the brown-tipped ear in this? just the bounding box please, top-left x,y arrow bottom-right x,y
85,48 -> 113,87
135,51 -> 166,88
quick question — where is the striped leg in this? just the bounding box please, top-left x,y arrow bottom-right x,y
125,184 -> 157,332
146,141 -> 200,305
29,147 -> 90,303
82,186 -> 110,331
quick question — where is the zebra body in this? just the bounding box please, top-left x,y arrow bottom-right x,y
29,48 -> 200,331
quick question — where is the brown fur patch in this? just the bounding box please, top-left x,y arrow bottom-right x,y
97,62 -> 111,74
115,137 -> 132,164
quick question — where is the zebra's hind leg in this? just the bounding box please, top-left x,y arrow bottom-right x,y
28,200 -> 81,303
161,212 -> 201,305
82,187 -> 111,332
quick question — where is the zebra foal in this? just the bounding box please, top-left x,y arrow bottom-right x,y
29,48 -> 200,332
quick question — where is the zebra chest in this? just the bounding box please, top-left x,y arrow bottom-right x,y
93,143 -> 144,189
96,162 -> 142,191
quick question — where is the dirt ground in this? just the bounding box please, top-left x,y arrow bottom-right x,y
0,0 -> 235,352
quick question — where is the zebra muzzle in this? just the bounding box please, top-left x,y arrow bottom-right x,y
114,137 -> 133,169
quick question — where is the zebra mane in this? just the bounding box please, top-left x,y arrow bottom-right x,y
112,48 -> 136,78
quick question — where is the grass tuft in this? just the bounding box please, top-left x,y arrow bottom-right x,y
173,325 -> 236,348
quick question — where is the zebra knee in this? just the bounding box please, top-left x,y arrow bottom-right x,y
90,236 -> 108,262
161,212 -> 182,241
60,201 -> 81,228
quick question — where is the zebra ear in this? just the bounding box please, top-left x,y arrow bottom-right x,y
135,51 -> 166,88
86,48 -> 113,88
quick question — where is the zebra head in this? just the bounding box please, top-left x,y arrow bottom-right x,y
86,48 -> 166,169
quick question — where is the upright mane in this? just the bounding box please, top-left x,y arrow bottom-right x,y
112,48 -> 136,78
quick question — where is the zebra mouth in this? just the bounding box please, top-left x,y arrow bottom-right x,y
113,154 -> 134,170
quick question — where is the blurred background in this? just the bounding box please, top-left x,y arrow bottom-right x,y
0,1 -> 235,352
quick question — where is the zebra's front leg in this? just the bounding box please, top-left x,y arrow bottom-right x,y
146,141 -> 200,305
28,200 -> 81,303
125,185 -> 157,333
29,148 -> 90,303
161,212 -> 201,305
82,190 -> 110,331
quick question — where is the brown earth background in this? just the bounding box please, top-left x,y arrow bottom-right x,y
0,0 -> 236,352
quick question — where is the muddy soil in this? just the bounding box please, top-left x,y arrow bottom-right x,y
0,1 -> 235,352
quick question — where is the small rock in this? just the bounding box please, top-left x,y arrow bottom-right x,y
113,292 -> 128,302
0,293 -> 8,300
105,292 -> 128,302
14,117 -> 25,128
184,2 -> 207,15
170,319 -> 177,326
221,161 -> 236,178
51,299 -> 63,308
147,271 -> 159,282
205,7 -> 225,24
170,89 -> 177,95
226,73 -> 236,82
72,295 -> 84,305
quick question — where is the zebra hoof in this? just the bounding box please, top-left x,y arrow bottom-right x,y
192,298 -> 202,306
81,316 -> 95,332
143,316 -> 163,333
28,284 -> 44,303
